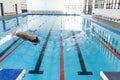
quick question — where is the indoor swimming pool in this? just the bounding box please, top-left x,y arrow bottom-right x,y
0,14 -> 120,80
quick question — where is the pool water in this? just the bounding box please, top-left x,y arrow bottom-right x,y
0,15 -> 120,80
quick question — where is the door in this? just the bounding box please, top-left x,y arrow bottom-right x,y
15,4 -> 18,14
0,3 -> 4,16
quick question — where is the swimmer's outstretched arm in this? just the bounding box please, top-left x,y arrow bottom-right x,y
11,31 -> 31,40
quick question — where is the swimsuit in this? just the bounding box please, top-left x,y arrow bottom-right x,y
28,37 -> 39,43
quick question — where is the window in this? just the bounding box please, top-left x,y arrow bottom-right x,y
95,0 -> 104,9
95,0 -> 99,8
106,0 -> 120,9
64,0 -> 84,14
118,0 -> 120,9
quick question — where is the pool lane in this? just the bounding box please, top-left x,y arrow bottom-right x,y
37,16 -> 61,80
29,23 -> 53,74
0,38 -> 24,62
71,31 -> 92,75
0,38 -> 20,57
62,31 -> 92,80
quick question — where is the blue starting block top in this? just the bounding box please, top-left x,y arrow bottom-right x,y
100,71 -> 120,80
0,69 -> 26,80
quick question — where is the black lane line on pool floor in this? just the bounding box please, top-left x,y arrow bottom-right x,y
71,31 -> 92,75
29,26 -> 53,74
0,38 -> 20,58
0,40 -> 24,62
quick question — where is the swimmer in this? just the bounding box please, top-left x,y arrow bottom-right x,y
11,31 -> 40,45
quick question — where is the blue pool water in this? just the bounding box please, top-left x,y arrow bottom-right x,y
0,14 -> 120,80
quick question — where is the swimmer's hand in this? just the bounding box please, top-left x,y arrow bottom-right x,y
11,31 -> 17,36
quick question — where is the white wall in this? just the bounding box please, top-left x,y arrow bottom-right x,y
0,0 -> 22,16
93,9 -> 120,18
27,0 -> 64,11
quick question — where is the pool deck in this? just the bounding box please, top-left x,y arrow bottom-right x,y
84,15 -> 120,32
0,14 -> 20,19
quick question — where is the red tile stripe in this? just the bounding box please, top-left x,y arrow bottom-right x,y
0,40 -> 24,62
95,36 -> 120,59
60,36 -> 64,80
